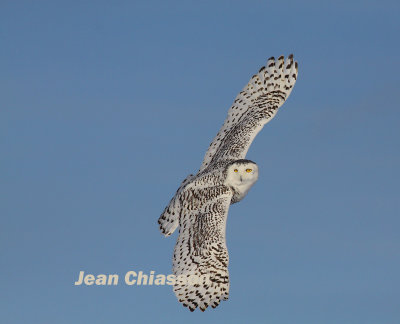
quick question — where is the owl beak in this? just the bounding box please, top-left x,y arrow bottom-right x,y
240,176 -> 242,182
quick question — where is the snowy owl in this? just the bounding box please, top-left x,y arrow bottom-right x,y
158,55 -> 298,311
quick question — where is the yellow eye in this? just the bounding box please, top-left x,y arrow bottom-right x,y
246,169 -> 252,173
234,169 -> 238,172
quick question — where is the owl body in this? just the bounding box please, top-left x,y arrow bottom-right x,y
158,55 -> 298,311
163,159 -> 258,223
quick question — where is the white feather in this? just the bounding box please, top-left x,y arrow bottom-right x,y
158,55 -> 299,311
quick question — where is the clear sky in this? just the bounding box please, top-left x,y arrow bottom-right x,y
1,1 -> 399,323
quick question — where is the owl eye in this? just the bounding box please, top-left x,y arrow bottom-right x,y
234,169 -> 238,173
246,169 -> 252,173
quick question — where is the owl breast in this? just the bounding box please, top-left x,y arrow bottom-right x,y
229,181 -> 256,204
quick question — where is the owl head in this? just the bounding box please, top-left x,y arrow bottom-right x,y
224,159 -> 259,189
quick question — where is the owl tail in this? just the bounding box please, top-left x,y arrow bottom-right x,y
158,200 -> 180,237
158,174 -> 194,237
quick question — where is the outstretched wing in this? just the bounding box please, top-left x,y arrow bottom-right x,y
199,55 -> 298,172
172,185 -> 232,312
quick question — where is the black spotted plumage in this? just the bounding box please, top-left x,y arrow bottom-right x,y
158,55 -> 299,311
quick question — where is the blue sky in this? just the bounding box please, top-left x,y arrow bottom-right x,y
1,1 -> 399,323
